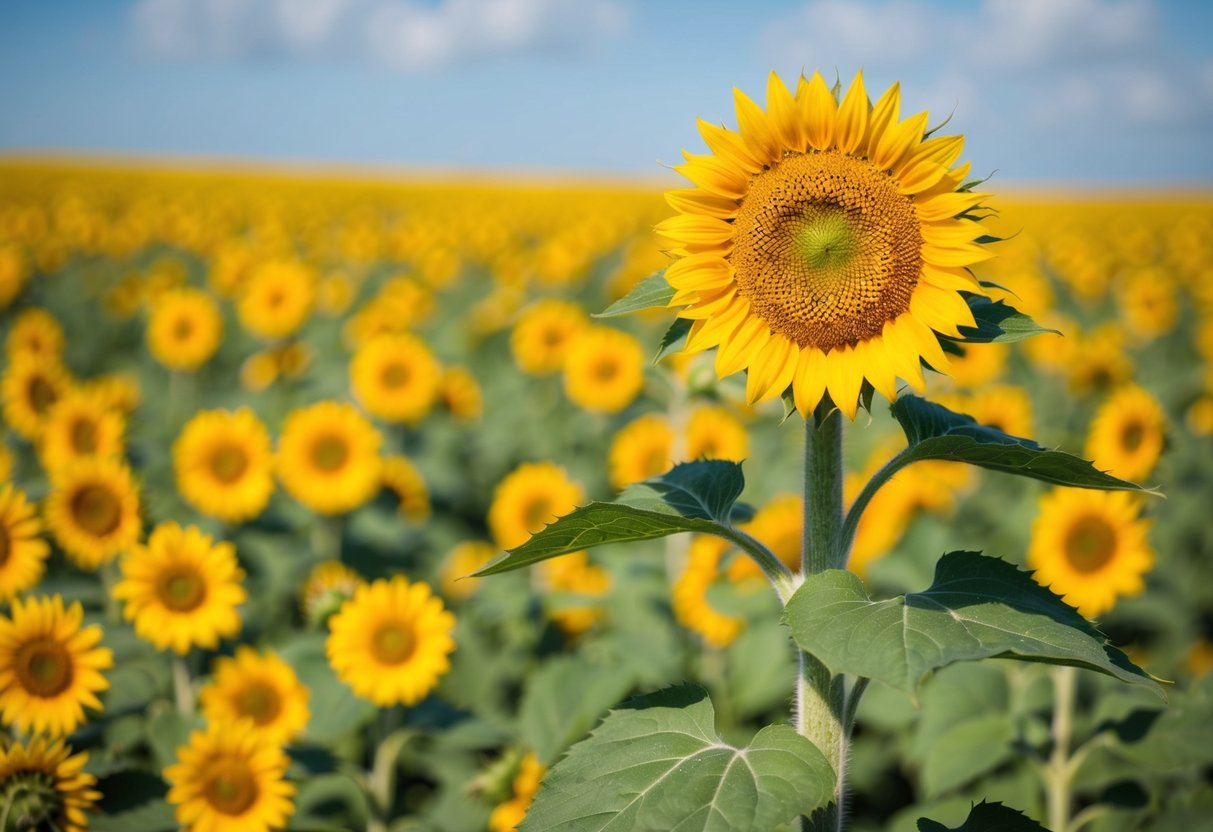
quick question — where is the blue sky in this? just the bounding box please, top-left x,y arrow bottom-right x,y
2,0 -> 1212,183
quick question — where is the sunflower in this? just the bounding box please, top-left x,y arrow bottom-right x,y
0,440 -> 12,482
237,259 -> 315,341
728,494 -> 802,582
537,552 -> 611,635
6,307 -> 64,360
1066,324 -> 1133,394
0,737 -> 101,832
381,455 -> 431,522
326,576 -> 456,707
489,752 -> 546,832
0,595 -> 113,735
199,647 -> 310,747
939,342 -> 1008,389
685,405 -> 749,461
80,372 -> 141,415
349,332 -> 442,425
0,485 -> 50,600
299,560 -> 364,623
672,535 -> 745,648
0,244 -> 31,309
608,414 -> 674,490
438,366 -> 484,422
510,299 -> 589,375
165,720 -> 296,832
2,352 -> 72,440
658,70 -> 992,418
38,389 -> 126,474
488,462 -> 584,550
147,288 -> 224,371
174,409 -> 275,524
43,458 -> 142,570
112,522 -> 246,655
1084,384 -> 1166,484
562,326 -> 646,414
1028,489 -> 1154,618
277,401 -> 383,515
240,350 -> 280,392
1119,267 -> 1177,341
936,385 -> 1033,439
439,541 -> 497,601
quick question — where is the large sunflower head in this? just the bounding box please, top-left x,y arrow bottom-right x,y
0,594 -> 113,736
0,484 -> 51,600
174,408 -> 275,524
325,575 -> 457,707
488,462 -> 585,550
1084,384 -> 1166,484
199,647 -> 310,747
43,457 -> 142,570
277,401 -> 383,516
38,388 -> 127,475
147,287 -> 224,372
165,719 -> 296,832
1,352 -> 72,441
112,521 -> 246,655
0,737 -> 101,832
1028,488 -> 1154,619
658,70 -> 993,418
349,332 -> 442,425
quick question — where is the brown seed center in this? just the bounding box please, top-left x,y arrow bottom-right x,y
310,435 -> 349,473
16,638 -> 74,697
380,361 -> 411,390
236,682 -> 283,725
70,417 -> 99,453
30,376 -> 59,414
70,484 -> 122,537
210,444 -> 249,484
158,569 -> 207,612
1120,421 -> 1145,453
371,622 -> 416,665
1063,515 -> 1118,574
203,762 -> 259,815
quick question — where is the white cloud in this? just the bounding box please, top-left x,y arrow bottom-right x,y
130,0 -> 629,69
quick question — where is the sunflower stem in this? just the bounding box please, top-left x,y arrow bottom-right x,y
795,400 -> 848,832
366,716 -> 410,832
172,655 -> 195,714
1045,666 -> 1078,832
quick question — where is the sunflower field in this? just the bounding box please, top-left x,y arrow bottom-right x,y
2,70 -> 1213,832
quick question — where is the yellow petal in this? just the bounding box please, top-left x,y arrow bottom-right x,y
686,296 -> 750,351
865,82 -> 901,159
665,188 -> 739,220
654,214 -> 735,248
746,334 -> 797,404
765,71 -> 803,152
793,346 -> 828,418
835,70 -> 869,155
666,253 -> 734,291
677,287 -> 738,319
920,218 -> 982,246
910,284 -> 976,336
824,347 -> 863,419
915,191 -> 987,222
716,315 -> 770,377
697,118 -> 764,174
902,133 -> 965,171
872,111 -> 927,172
674,152 -> 750,199
734,86 -> 781,164
896,159 -> 949,195
920,263 -> 982,293
799,71 -> 837,151
902,311 -> 951,372
881,317 -> 926,391
857,338 -> 898,402
921,242 -> 996,268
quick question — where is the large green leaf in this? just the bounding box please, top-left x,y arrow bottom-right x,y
949,295 -> 1058,344
783,552 -> 1160,696
917,800 -> 1049,831
475,462 -> 745,576
519,656 -> 635,765
521,684 -> 834,832
890,396 -> 1145,491
596,271 -> 673,317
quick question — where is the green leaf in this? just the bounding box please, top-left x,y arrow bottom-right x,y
783,552 -> 1160,697
920,712 -> 1014,797
521,684 -> 834,832
475,462 -> 745,576
146,709 -> 204,771
654,317 -> 692,363
596,271 -> 673,317
279,634 -> 377,744
949,295 -> 1058,344
917,800 -> 1049,832
519,656 -> 635,765
890,396 -> 1146,491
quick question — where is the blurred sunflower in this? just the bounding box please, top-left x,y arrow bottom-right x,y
174,409 -> 275,524
381,455 -> 431,522
0,484 -> 51,600
685,405 -> 749,461
38,389 -> 126,474
936,385 -> 1033,439
44,458 -> 141,570
81,372 -> 141,415
2,352 -> 72,440
0,737 -> 101,832
1028,489 -> 1154,618
562,326 -> 645,414
5,307 -> 64,360
165,720 -> 296,832
439,541 -> 497,601
941,342 -> 1008,389
200,647 -> 310,747
0,595 -> 113,736
438,366 -> 484,421
238,259 -> 315,341
537,552 -> 611,635
608,414 -> 673,490
488,752 -> 546,832
0,243 -> 30,308
488,462 -> 584,550
1119,267 -> 1177,340
326,576 -> 456,706
728,494 -> 802,581
147,288 -> 224,371
300,560 -> 364,623
672,535 -> 745,648
658,70 -> 991,418
1067,324 -> 1133,394
1085,384 -> 1166,484
510,299 -> 588,375
112,522 -> 246,655
277,401 -> 382,515
350,332 -> 442,425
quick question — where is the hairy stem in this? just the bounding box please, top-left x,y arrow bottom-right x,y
1046,666 -> 1078,832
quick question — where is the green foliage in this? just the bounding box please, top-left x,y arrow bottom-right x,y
950,295 -> 1058,344
917,800 -> 1049,831
783,552 -> 1159,696
595,271 -> 673,317
521,685 -> 834,831
518,655 -> 635,765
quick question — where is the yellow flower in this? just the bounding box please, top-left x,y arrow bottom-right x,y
939,342 -> 1008,389
685,405 -> 749,461
174,409 -> 275,524
326,576 -> 456,706
1028,489 -> 1154,618
44,458 -> 142,570
200,647 -> 310,747
488,752 -> 546,832
147,288 -> 224,371
537,552 -> 611,635
81,372 -> 141,415
936,385 -> 1033,439
240,349 -> 281,392
165,720 -> 296,832
238,259 -> 315,341
38,388 -> 126,474
0,484 -> 51,600
1085,384 -> 1166,484
0,244 -> 31,309
0,737 -> 101,832
438,366 -> 484,422
1119,267 -> 1177,340
659,70 -> 992,418
439,541 -> 497,601
608,414 -> 674,490
5,307 -> 64,361
488,462 -> 584,550
2,352 -> 72,440
0,595 -> 112,736
277,401 -> 382,515
112,522 -> 246,655
845,467 -> 914,578
299,560 -> 364,622
381,455 -> 431,522
672,535 -> 745,648
350,332 -> 442,425
510,299 -> 589,375
728,494 -> 801,582
1066,324 -> 1133,394
562,326 -> 645,414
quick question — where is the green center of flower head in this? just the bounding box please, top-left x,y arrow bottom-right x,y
793,209 -> 859,271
